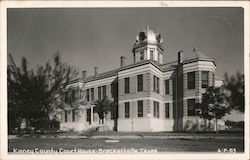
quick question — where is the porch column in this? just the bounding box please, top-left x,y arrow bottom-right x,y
91,105 -> 94,125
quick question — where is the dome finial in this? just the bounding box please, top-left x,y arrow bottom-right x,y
146,25 -> 149,30
193,45 -> 198,52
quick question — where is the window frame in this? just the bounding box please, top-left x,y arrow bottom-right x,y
90,88 -> 94,101
187,99 -> 196,116
165,103 -> 170,118
139,51 -> 144,60
137,74 -> 143,92
125,102 -> 130,118
98,86 -> 102,100
137,100 -> 143,117
154,101 -> 160,118
153,75 -> 160,93
165,79 -> 170,95
187,72 -> 195,90
102,85 -> 106,98
86,89 -> 90,101
202,71 -> 209,88
64,110 -> 68,122
125,77 -> 130,94
150,49 -> 154,60
72,109 -> 76,122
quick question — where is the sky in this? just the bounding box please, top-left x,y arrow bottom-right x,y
7,7 -> 244,121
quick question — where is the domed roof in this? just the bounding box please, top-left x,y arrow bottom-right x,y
133,26 -> 163,48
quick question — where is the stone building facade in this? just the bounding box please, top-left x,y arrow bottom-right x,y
58,26 -> 225,132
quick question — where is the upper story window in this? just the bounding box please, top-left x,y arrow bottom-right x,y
125,102 -> 130,118
150,49 -> 154,60
111,84 -> 114,98
153,101 -> 160,118
138,100 -> 143,117
98,86 -> 102,100
137,74 -> 143,92
165,79 -> 169,95
165,103 -> 170,118
102,85 -> 106,98
90,88 -> 94,101
202,71 -> 209,88
187,72 -> 195,89
125,77 -> 130,94
187,99 -> 195,116
65,89 -> 76,103
153,75 -> 160,93
139,51 -> 144,60
86,89 -> 90,101
212,72 -> 215,86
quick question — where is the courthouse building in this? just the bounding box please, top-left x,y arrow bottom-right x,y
58,26 -> 225,132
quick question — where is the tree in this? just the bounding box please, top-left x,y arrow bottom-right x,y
196,87 -> 230,132
94,96 -> 114,124
7,52 -> 79,133
224,71 -> 244,112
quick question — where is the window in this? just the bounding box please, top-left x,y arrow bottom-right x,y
111,84 -> 114,98
64,110 -> 68,122
125,77 -> 130,94
153,75 -> 160,93
102,85 -> 106,98
137,74 -> 143,92
212,72 -> 215,86
187,72 -> 195,89
140,51 -> 144,60
65,89 -> 76,103
111,108 -> 114,119
165,103 -> 170,118
65,91 -> 70,103
125,102 -> 130,118
86,109 -> 91,124
150,50 -> 154,60
187,99 -> 195,116
202,71 -> 209,88
98,86 -> 102,100
71,90 -> 75,102
138,100 -> 143,117
154,101 -> 160,118
86,89 -> 90,101
165,79 -> 169,95
91,88 -> 94,101
72,109 -> 76,122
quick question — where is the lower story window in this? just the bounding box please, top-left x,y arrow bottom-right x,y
125,102 -> 130,118
86,109 -> 91,124
187,99 -> 195,116
72,109 -> 76,122
154,101 -> 160,118
64,110 -> 68,122
138,100 -> 143,117
165,103 -> 170,118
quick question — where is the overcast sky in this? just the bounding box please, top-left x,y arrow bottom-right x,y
7,7 -> 244,121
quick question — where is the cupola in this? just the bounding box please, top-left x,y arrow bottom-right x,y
132,26 -> 164,64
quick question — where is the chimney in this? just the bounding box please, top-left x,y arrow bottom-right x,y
120,56 -> 126,67
82,70 -> 87,81
94,67 -> 98,77
178,50 -> 184,64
